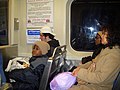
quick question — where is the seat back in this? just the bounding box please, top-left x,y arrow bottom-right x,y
39,45 -> 67,90
49,45 -> 67,77
112,72 -> 120,90
39,60 -> 52,90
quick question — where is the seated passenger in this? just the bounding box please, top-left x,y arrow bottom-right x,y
40,26 -> 60,57
69,31 -> 104,72
69,25 -> 120,90
81,31 -> 104,64
9,41 -> 50,90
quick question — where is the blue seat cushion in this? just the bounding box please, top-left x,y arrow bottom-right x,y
112,72 -> 120,90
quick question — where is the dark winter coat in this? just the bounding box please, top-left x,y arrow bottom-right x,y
9,55 -> 48,90
47,39 -> 60,57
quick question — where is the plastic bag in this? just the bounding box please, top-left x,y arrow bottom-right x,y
50,72 -> 76,90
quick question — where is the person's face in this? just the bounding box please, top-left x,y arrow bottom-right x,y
95,34 -> 101,45
32,45 -> 42,56
45,36 -> 50,42
40,33 -> 46,41
101,31 -> 108,45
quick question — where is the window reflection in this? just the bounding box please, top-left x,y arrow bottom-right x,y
0,0 -> 8,46
71,0 -> 120,51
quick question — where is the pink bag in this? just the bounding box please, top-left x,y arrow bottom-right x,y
50,72 -> 76,90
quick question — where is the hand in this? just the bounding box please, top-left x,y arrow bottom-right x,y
72,67 -> 80,76
77,78 -> 88,85
23,63 -> 29,68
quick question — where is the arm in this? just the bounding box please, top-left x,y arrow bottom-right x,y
77,53 -> 120,84
72,61 -> 92,76
78,61 -> 92,69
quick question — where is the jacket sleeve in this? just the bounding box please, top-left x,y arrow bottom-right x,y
77,53 -> 120,84
78,61 -> 92,69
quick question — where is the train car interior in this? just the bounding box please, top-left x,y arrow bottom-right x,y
0,0 -> 120,90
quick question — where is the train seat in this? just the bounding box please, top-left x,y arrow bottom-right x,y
39,45 -> 67,90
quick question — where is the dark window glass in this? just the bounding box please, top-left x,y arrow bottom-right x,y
0,0 -> 8,46
71,0 -> 120,51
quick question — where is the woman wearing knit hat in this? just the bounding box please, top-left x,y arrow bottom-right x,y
32,41 -> 50,56
80,31 -> 104,64
9,41 -> 50,90
70,31 -> 104,71
95,31 -> 102,45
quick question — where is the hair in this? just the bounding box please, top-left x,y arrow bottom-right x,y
42,33 -> 54,39
97,33 -> 102,43
101,25 -> 120,49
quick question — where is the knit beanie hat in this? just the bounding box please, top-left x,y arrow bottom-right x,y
34,41 -> 50,55
97,31 -> 102,38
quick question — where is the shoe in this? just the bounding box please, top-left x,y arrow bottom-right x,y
0,83 -> 12,90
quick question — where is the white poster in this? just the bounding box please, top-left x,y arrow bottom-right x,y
27,0 -> 53,28
26,29 -> 40,44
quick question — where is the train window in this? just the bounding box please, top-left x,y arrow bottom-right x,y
0,0 -> 8,46
70,0 -> 120,51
